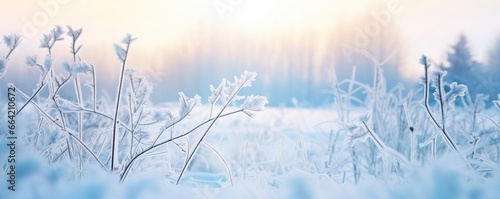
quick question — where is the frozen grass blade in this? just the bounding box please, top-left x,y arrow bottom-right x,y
67,26 -> 86,178
119,109 -> 245,182
203,141 -> 234,186
111,34 -> 136,172
419,55 -> 459,153
176,73 -> 253,185
13,84 -> 106,169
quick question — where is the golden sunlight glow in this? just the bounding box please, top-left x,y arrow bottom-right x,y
224,0 -> 369,31
232,0 -> 274,23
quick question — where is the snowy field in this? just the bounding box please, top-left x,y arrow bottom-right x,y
2,1 -> 500,198
1,56 -> 500,198
2,101 -> 500,199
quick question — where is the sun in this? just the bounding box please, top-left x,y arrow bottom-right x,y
233,0 -> 276,24
218,0 -> 368,32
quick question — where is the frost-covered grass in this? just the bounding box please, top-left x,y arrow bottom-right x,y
1,26 -> 269,197
2,105 -> 500,198
1,26 -> 500,198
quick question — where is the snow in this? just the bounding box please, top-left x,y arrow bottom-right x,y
1,104 -> 500,198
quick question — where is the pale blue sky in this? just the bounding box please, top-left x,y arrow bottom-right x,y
2,0 -> 500,80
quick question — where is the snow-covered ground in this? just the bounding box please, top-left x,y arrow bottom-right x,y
2,102 -> 500,198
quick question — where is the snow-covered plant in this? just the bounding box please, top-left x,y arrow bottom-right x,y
327,54 -> 499,185
430,70 -> 467,114
0,34 -> 21,78
7,26 -> 268,187
119,71 -> 268,184
329,51 -> 420,183
111,34 -> 137,172
11,26 -> 107,182
341,111 -> 412,182
419,55 -> 460,153
40,25 -> 65,57
3,34 -> 22,57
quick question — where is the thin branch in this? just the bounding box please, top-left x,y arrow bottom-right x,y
176,81 -> 248,185
111,41 -> 131,172
420,57 -> 458,153
203,141 -> 234,186
14,85 -> 106,169
119,109 -> 243,183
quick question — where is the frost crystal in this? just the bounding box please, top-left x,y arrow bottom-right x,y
40,33 -> 51,48
63,61 -> 91,74
62,61 -> 71,73
67,25 -> 82,40
26,56 -> 38,67
208,79 -> 226,104
121,34 -> 137,44
419,54 -> 430,68
178,92 -> 201,118
114,44 -> 126,62
3,34 -> 21,49
51,26 -> 65,40
225,71 -> 257,102
429,67 -> 467,113
3,35 -> 13,47
431,70 -> 447,102
444,82 -> 467,105
114,34 -> 136,62
242,95 -> 268,117
68,61 -> 91,74
40,26 -> 65,48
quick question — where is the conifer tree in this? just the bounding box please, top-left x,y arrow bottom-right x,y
440,34 -> 485,97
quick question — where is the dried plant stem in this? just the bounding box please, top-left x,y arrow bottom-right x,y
119,109 -> 243,183
74,73 -> 85,178
203,141 -> 234,186
421,57 -> 458,153
13,84 -> 106,169
176,81 -> 248,185
111,42 -> 131,172
361,121 -> 411,169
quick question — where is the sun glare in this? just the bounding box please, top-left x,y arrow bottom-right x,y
233,0 -> 274,23
223,0 -> 367,31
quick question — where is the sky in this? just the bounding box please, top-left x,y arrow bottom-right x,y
2,0 -> 500,68
1,0 -> 500,104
